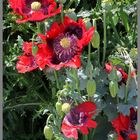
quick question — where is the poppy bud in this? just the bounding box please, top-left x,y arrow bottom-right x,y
62,103 -> 71,114
101,0 -> 113,11
84,18 -> 92,29
86,79 -> 96,97
32,45 -> 38,56
109,81 -> 118,98
66,12 -> 77,21
43,125 -> 53,140
55,102 -> 63,116
91,30 -> 100,48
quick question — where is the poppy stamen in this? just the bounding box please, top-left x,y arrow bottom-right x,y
31,1 -> 41,11
60,38 -> 70,48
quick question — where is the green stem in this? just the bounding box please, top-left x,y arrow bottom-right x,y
88,43 -> 91,64
125,64 -> 131,103
46,114 -> 54,125
98,47 -> 100,66
117,95 -> 119,104
36,22 -> 45,34
36,22 -> 41,34
102,11 -> 107,65
110,15 -> 122,45
35,91 -> 47,103
132,19 -> 137,46
91,128 -> 96,139
4,103 -> 41,111
73,69 -> 81,96
54,70 -> 60,89
83,135 -> 88,140
66,0 -> 74,9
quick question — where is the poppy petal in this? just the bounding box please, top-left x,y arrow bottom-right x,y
79,126 -> 89,135
75,101 -> 96,114
61,123 -> 78,140
86,120 -> 97,128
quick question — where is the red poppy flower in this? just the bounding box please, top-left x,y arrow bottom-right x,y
9,0 -> 61,23
61,101 -> 97,140
38,16 -> 95,70
112,108 -> 137,140
16,42 -> 52,73
105,63 -> 128,84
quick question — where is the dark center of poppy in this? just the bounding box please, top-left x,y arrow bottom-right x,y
53,33 -> 79,63
120,130 -> 130,140
65,25 -> 83,39
31,1 -> 41,11
67,110 -> 88,125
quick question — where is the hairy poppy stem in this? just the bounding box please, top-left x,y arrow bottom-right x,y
83,135 -> 88,140
73,68 -> 81,96
109,13 -> 123,46
46,114 -> 58,127
88,43 -> 91,64
125,63 -> 131,103
54,70 -> 60,89
102,11 -> 107,65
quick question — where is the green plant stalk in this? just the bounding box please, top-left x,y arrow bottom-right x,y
4,103 -> 41,111
35,91 -> 47,103
110,15 -> 122,46
37,73 -> 50,93
87,43 -> 93,80
102,11 -> 107,65
54,70 -> 60,89
36,22 -> 41,34
73,68 -> 81,96
88,43 -> 91,64
114,69 -> 119,104
46,114 -> 60,132
125,64 -> 131,103
66,0 -> 74,9
83,135 -> 88,140
46,114 -> 54,125
132,19 -> 137,46
46,114 -> 59,131
98,47 -> 100,66
90,128 -> 96,139
117,95 -> 119,104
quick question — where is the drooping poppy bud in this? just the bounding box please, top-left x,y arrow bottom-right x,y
43,125 -> 53,140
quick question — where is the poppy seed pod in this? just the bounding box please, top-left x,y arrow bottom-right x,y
86,79 -> 96,97
109,81 -> 118,98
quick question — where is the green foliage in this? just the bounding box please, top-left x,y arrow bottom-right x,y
3,0 -> 137,140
